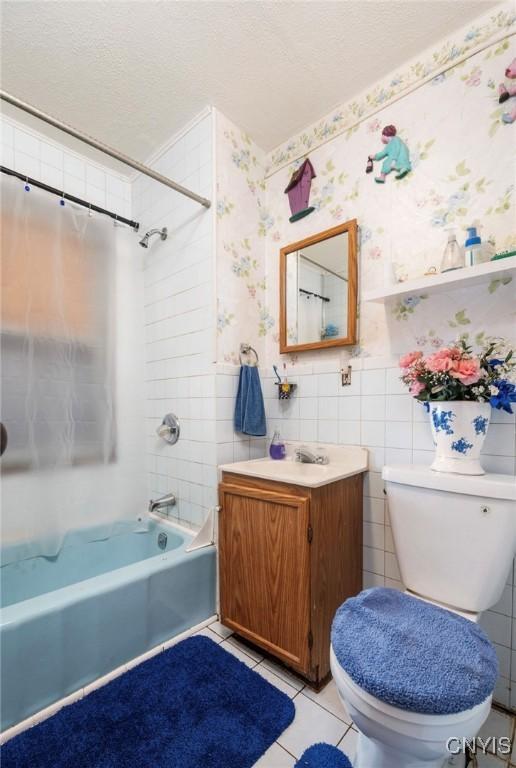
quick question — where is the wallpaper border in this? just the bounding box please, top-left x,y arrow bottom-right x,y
265,3 -> 515,176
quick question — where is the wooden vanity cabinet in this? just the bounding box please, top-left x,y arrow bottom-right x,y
218,471 -> 363,686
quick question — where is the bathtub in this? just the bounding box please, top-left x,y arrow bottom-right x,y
0,516 -> 216,731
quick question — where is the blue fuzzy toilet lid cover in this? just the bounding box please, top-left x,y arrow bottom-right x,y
331,588 -> 498,715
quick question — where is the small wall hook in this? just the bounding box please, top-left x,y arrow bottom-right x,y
341,365 -> 352,386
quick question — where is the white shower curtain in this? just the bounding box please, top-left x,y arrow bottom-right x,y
1,174 -> 146,562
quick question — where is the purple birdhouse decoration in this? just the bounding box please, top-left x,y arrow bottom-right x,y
284,158 -> 316,222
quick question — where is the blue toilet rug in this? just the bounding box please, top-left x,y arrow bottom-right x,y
295,743 -> 352,768
1,635 -> 295,768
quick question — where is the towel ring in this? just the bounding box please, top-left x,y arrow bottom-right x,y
239,343 -> 259,366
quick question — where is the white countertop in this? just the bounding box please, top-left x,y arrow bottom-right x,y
220,443 -> 368,488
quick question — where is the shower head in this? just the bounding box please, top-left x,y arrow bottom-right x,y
139,227 -> 168,248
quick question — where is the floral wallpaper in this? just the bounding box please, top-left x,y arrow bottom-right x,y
266,3 -> 515,174
261,33 -> 516,366
215,23 -> 515,369
215,112 -> 267,364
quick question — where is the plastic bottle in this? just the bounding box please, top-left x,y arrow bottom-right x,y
464,226 -> 483,267
269,430 -> 286,460
440,229 -> 464,273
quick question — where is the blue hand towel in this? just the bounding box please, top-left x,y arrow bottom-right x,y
234,364 -> 266,436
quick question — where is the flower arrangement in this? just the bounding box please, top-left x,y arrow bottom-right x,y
399,338 -> 516,413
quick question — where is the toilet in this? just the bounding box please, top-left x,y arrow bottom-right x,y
330,465 -> 516,768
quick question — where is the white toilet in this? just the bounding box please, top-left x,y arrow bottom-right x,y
330,465 -> 516,768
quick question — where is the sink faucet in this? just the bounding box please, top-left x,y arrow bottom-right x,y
294,447 -> 329,465
148,493 -> 176,514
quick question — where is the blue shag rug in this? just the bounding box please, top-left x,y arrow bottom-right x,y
1,635 -> 295,768
295,743 -> 352,767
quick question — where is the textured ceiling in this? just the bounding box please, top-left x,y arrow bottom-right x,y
0,0 -> 500,173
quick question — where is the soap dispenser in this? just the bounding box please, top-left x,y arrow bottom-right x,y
269,430 -> 286,460
464,225 -> 483,267
440,229 -> 464,273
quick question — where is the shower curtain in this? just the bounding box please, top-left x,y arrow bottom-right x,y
1,174 -> 146,563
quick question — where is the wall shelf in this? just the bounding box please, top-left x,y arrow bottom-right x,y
363,256 -> 516,303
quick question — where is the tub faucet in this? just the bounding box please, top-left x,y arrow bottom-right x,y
294,447 -> 329,465
148,493 -> 176,514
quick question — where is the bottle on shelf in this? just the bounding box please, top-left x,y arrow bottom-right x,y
440,229 -> 464,273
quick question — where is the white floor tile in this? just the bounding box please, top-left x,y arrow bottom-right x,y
476,752 -> 508,767
277,693 -> 347,759
302,679 -> 352,724
252,742 -> 296,767
209,619 -> 233,639
478,707 -> 513,756
225,635 -> 264,662
194,626 -> 224,644
254,663 -> 299,699
337,725 -> 359,764
260,659 -> 305,692
220,638 -> 258,668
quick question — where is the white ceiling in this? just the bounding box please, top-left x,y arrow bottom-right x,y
1,0 -> 500,173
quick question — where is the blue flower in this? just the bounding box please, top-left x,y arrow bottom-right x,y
451,438 -> 473,454
432,409 -> 454,435
472,415 -> 489,435
488,358 -> 504,368
490,380 -> 516,414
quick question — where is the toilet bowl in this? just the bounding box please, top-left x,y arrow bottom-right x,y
330,466 -> 515,768
331,647 -> 491,768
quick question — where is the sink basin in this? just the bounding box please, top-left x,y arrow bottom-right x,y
219,443 -> 368,488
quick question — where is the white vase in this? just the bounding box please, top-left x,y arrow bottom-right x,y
428,401 -> 491,475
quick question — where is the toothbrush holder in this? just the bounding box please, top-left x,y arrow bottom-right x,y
275,382 -> 297,400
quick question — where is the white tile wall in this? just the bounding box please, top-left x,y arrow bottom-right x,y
133,111 -> 217,529
1,116 -> 131,219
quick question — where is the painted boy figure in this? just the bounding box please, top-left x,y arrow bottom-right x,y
366,125 -> 411,183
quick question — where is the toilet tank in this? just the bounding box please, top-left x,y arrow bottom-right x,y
383,465 -> 516,614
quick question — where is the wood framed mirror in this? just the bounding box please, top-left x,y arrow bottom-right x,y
279,219 -> 358,354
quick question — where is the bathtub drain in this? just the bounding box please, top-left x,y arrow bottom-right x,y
158,532 -> 168,550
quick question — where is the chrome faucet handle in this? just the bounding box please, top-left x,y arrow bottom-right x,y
295,446 -> 329,464
156,414 -> 180,445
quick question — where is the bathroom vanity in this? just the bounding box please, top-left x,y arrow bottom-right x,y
218,445 -> 367,686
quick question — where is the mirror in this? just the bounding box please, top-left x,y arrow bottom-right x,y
279,220 -> 357,353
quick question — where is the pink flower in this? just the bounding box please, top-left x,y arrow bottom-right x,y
399,350 -> 423,369
425,347 -> 461,373
450,357 -> 482,385
409,380 -> 425,396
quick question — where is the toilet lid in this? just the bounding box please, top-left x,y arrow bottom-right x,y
331,588 -> 498,715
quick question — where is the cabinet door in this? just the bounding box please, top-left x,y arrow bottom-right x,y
219,483 -> 311,673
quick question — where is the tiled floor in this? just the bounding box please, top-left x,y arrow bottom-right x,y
201,619 -> 516,768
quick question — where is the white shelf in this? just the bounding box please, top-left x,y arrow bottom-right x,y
363,256 -> 516,303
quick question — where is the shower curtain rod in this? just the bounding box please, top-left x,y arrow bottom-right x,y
0,90 -> 211,209
1,165 -> 140,230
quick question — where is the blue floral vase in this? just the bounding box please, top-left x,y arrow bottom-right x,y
429,401 -> 491,475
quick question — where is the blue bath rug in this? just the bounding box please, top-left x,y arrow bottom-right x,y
295,743 -> 352,768
1,635 -> 295,768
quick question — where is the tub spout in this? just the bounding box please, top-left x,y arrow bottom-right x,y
148,493 -> 176,514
